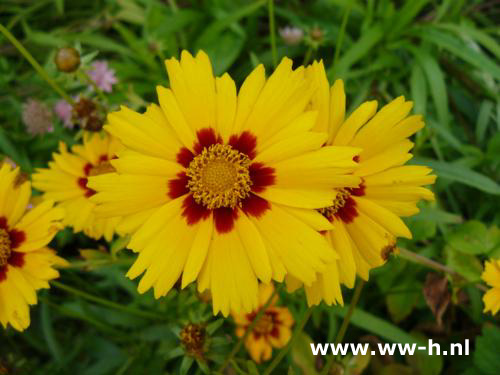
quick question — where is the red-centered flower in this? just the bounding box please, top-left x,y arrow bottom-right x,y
88,50 -> 361,315
0,164 -> 66,332
232,283 -> 294,363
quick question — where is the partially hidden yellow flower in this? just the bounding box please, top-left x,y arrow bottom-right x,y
87,50 -> 362,316
0,163 -> 66,331
482,259 -> 500,315
288,61 -> 436,306
232,283 -> 294,363
33,132 -> 124,241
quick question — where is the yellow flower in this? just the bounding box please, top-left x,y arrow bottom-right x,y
32,132 -> 124,241
232,283 -> 294,363
482,259 -> 500,315
0,163 -> 66,331
87,50 -> 361,316
288,61 -> 436,306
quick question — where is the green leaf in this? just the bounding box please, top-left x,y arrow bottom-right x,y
410,62 -> 427,117
476,101 -> 494,144
41,299 -> 63,364
413,157 -> 500,195
247,360 -> 261,375
196,31 -> 246,75
387,0 -> 430,38
334,306 -> 425,345
414,50 -> 449,128
435,23 -> 500,61
179,356 -> 194,375
474,325 -> 500,375
386,278 -> 421,323
291,332 -> 318,375
331,24 -> 384,79
206,318 -> 224,335
417,28 -> 500,80
445,245 -> 482,282
448,221 -> 498,255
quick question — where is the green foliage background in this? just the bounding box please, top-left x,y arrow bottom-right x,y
0,0 -> 499,374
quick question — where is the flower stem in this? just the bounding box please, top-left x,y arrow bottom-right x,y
50,280 -> 165,320
399,248 -> 488,292
320,279 -> 365,375
217,284 -> 282,374
262,306 -> 314,375
268,0 -> 278,68
0,23 -> 75,106
328,2 -> 352,79
303,47 -> 313,65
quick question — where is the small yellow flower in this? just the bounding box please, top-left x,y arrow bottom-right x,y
0,164 -> 66,331
232,283 -> 294,363
288,61 -> 436,306
482,259 -> 500,315
33,132 -> 124,241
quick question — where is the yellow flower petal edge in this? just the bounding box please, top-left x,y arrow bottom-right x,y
482,259 -> 500,315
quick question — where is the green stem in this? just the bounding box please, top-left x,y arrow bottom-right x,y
167,0 -> 188,50
303,47 -> 313,65
329,3 -> 352,79
79,70 -> 107,103
0,23 -> 75,105
399,248 -> 488,292
320,279 -> 365,375
268,0 -> 277,68
50,281 -> 166,320
262,307 -> 314,375
218,284 -> 282,373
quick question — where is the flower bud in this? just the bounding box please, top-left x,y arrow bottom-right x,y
310,27 -> 324,42
55,47 -> 81,73
180,323 -> 206,359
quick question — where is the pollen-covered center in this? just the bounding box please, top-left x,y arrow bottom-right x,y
319,189 -> 350,220
254,313 -> 274,334
88,160 -> 115,176
187,144 -> 252,209
0,228 -> 11,267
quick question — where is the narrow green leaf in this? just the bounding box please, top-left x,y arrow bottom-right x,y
414,50 -> 450,128
417,27 -> 500,80
413,157 -> 500,195
331,24 -> 384,79
476,100 -> 494,143
334,305 -> 425,345
179,356 -> 194,375
436,22 -> 500,61
388,0 -> 430,38
41,299 -> 63,364
410,62 -> 427,117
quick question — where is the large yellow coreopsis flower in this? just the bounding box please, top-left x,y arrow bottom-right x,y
232,283 -> 294,363
482,259 -> 500,315
288,61 -> 436,305
0,163 -> 66,331
87,50 -> 362,315
33,132 -> 123,241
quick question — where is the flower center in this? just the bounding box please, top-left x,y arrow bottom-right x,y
254,313 -> 274,334
0,229 -> 11,267
187,144 -> 252,209
318,189 -> 350,220
88,160 -> 115,176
